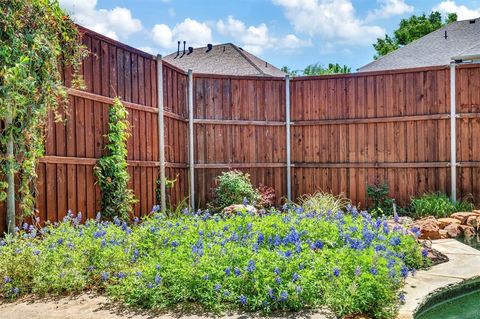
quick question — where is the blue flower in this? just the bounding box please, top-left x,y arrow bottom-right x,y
257,233 -> 265,245
94,229 -> 106,238
275,277 -> 282,284
280,291 -> 289,302
234,268 -> 242,277
370,267 -> 378,275
333,268 -> 340,277
422,248 -> 428,258
225,267 -> 231,276
400,265 -> 409,278
214,283 -> 222,292
239,295 -> 247,305
292,272 -> 300,282
354,266 -> 362,276
4,276 -> 12,284
274,267 -> 281,275
101,272 -> 109,281
389,236 -> 401,246
247,260 -> 256,273
311,240 -> 324,250
155,274 -> 162,284
242,198 -> 249,206
268,288 -> 275,299
284,250 -> 292,258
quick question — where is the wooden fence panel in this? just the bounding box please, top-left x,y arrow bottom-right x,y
163,63 -> 189,207
290,67 -> 452,206
192,75 -> 286,207
456,64 -> 480,204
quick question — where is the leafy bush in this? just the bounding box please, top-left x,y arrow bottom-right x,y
94,98 -> 136,220
367,182 -> 396,217
210,171 -> 260,211
257,186 -> 276,208
0,206 -> 425,319
296,192 -> 349,213
410,193 -> 474,219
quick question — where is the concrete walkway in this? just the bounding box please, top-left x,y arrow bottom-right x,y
398,238 -> 480,319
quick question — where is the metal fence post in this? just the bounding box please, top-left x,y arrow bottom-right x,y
285,75 -> 292,201
188,69 -> 195,210
450,62 -> 457,202
156,55 -> 166,213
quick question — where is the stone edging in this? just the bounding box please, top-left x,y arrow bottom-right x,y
397,239 -> 480,319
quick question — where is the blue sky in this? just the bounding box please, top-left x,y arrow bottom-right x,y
60,0 -> 480,71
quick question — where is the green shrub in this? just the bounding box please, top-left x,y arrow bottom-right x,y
410,193 -> 474,219
0,207 -> 425,319
296,192 -> 350,213
210,171 -> 260,211
367,182 -> 396,217
94,98 -> 136,220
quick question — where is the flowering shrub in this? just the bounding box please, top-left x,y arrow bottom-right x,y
0,206 -> 425,319
210,171 -> 260,211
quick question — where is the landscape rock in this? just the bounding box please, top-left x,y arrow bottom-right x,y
437,218 -> 461,229
414,217 -> 441,240
460,225 -> 476,237
439,229 -> 449,239
466,215 -> 478,228
222,204 -> 257,216
451,212 -> 480,224
444,223 -> 461,238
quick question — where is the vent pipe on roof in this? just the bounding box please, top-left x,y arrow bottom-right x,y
182,41 -> 186,56
206,43 -> 213,52
444,30 -> 448,39
188,47 -> 193,54
176,41 -> 180,57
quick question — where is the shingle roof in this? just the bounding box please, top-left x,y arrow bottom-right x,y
163,43 -> 286,77
358,18 -> 480,72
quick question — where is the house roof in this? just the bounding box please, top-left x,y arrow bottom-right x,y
358,17 -> 480,72
163,43 -> 286,77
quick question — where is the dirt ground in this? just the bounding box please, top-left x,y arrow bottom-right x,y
0,293 -> 332,319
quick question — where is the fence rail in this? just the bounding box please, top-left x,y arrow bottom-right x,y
1,26 -> 479,233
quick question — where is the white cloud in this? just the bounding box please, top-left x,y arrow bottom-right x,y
367,0 -> 414,20
433,1 -> 480,20
272,0 -> 385,45
59,0 -> 142,40
216,15 -> 310,54
152,18 -> 213,49
138,46 -> 156,55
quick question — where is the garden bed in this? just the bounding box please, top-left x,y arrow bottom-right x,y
0,205 -> 426,319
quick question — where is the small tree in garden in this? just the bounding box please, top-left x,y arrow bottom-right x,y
0,0 -> 86,233
210,170 -> 260,211
94,98 -> 136,220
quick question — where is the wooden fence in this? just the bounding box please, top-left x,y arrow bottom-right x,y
1,26 -> 479,233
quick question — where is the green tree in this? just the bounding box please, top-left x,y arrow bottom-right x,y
373,12 -> 458,59
281,66 -> 299,76
0,0 -> 85,233
303,63 -> 351,75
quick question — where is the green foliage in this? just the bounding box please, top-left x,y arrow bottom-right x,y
373,11 -> 457,59
94,98 -> 136,220
410,193 -> 474,219
303,63 -> 351,75
367,182 -> 395,217
281,66 -> 299,76
210,171 -> 260,211
296,192 -> 350,213
0,0 -> 86,218
0,206 -> 425,319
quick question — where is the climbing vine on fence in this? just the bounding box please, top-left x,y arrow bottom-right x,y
94,98 -> 136,220
0,0 -> 86,231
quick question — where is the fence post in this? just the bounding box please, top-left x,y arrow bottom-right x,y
156,55 -> 166,213
449,62 -> 457,202
285,75 -> 292,201
188,69 -> 195,210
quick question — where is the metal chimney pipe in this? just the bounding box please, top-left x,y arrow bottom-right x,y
176,41 -> 180,57
183,41 -> 186,55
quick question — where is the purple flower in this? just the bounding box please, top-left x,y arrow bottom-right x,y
275,277 -> 282,284
155,274 -> 162,284
214,283 -> 221,292
400,265 -> 409,278
292,272 -> 300,282
311,240 -> 324,250
284,250 -> 292,258
389,236 -> 401,246
234,268 -> 242,277
101,272 -> 109,281
242,198 -> 249,206
239,295 -> 247,305
57,238 -> 64,245
225,267 -> 231,276
354,266 -> 362,276
399,292 -> 406,303
11,287 -> 19,295
280,291 -> 289,302
33,250 -> 41,255
93,229 -> 106,239
333,268 -> 340,277
247,260 -> 256,273
274,267 -> 281,275
370,267 -> 378,275
4,276 -> 12,284
422,248 -> 428,258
